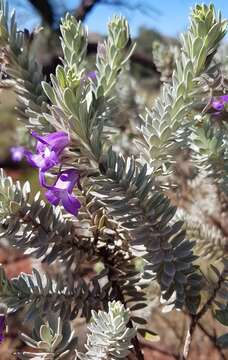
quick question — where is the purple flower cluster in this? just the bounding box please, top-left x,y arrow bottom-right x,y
211,95 -> 228,112
86,71 -> 97,82
40,169 -> 81,215
30,131 -> 81,215
82,71 -> 97,84
12,131 -> 81,216
26,131 -> 69,172
0,314 -> 6,343
10,146 -> 26,162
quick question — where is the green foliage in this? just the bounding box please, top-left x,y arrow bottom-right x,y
202,262 -> 228,317
17,313 -> 77,359
40,13 -> 135,164
178,210 -> 228,260
216,304 -> 228,326
0,266 -> 106,321
0,0 -> 48,129
94,150 -> 201,310
0,169 -> 149,329
96,15 -> 135,98
0,1 -> 228,358
215,298 -> 228,349
78,301 -> 136,360
31,9 -> 202,312
191,120 -> 228,193
140,4 -> 227,173
0,169 -> 94,268
216,333 -> 228,349
60,14 -> 88,74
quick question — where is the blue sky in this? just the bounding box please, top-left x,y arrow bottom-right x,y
12,0 -> 228,38
80,0 -> 228,38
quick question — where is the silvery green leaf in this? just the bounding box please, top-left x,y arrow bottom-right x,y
215,305 -> 228,326
216,333 -> 228,349
18,313 -> 77,359
79,301 -> 136,360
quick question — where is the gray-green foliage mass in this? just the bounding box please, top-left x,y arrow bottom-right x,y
17,313 -> 78,359
77,301 -> 136,360
0,1 -> 228,358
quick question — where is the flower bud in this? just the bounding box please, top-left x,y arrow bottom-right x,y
108,15 -> 129,49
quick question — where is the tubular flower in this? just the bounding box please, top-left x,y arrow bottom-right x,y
26,131 -> 69,171
10,146 -> 26,162
40,169 -> 81,216
0,315 -> 6,343
82,71 -> 97,83
86,71 -> 97,81
211,95 -> 228,111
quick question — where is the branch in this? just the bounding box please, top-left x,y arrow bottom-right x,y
197,322 -> 226,360
183,271 -> 224,359
94,238 -> 146,360
112,279 -> 144,360
182,317 -> 196,360
73,0 -> 160,22
27,0 -> 54,26
74,0 -> 102,22
0,266 -> 106,321
139,338 -> 179,360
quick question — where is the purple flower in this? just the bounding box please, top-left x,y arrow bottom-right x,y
40,169 -> 81,216
10,146 -> 26,162
211,95 -> 228,111
0,315 -> 6,343
86,71 -> 97,81
82,71 -> 97,83
26,131 -> 69,172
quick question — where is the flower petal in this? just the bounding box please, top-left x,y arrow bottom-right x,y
0,315 -> 6,343
211,100 -> 224,111
85,71 -> 97,82
26,151 -> 59,171
32,131 -> 69,155
40,168 -> 81,216
10,146 -> 26,162
211,95 -> 228,111
221,95 -> 228,102
61,192 -> 81,215
55,169 -> 80,193
45,189 -> 60,206
39,171 -> 48,188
